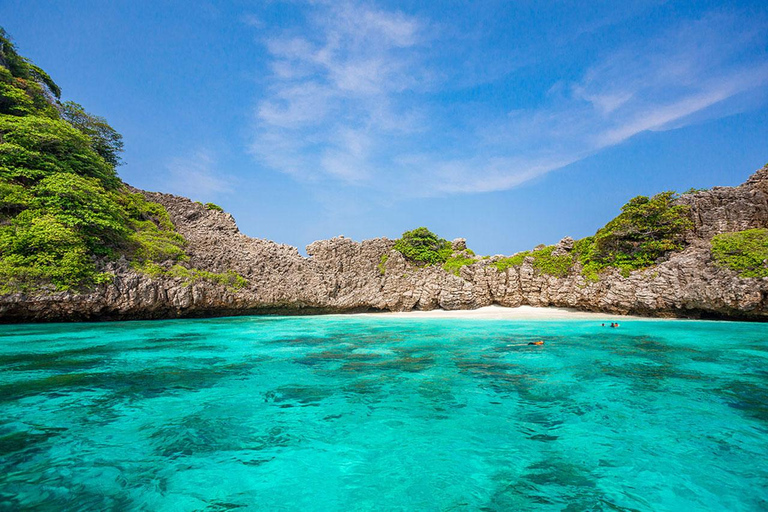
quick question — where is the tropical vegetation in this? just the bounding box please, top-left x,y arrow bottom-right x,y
0,29 -> 244,293
394,191 -> 693,281
0,27 -> 706,292
711,228 -> 768,278
393,227 -> 453,266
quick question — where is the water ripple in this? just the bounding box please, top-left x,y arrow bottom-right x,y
0,317 -> 766,510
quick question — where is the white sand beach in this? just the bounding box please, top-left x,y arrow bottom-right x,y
358,305 -> 647,321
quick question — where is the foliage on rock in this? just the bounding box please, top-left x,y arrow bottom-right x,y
0,28 -> 191,293
489,192 -> 692,280
491,252 -> 530,272
204,202 -> 224,212
711,229 -> 768,278
442,255 -> 476,276
531,246 -> 573,277
574,192 -> 692,279
378,254 -> 388,275
134,262 -> 248,291
60,101 -> 123,167
491,247 -> 573,277
393,227 -> 453,266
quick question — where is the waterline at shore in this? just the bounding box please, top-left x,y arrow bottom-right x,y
356,305 -> 648,321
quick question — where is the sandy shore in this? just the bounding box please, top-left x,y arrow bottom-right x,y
357,305 -> 646,321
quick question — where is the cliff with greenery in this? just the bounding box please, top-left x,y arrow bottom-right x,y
1,29 -> 767,322
0,30 -> 244,295
390,190 -> 694,281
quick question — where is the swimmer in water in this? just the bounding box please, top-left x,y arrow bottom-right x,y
528,341 -> 544,346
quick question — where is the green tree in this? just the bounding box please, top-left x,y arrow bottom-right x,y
0,114 -> 119,187
590,192 -> 691,266
0,27 -> 198,292
572,191 -> 693,279
393,227 -> 452,265
0,29 -> 60,118
0,213 -> 94,292
32,173 -> 128,251
61,101 -> 123,167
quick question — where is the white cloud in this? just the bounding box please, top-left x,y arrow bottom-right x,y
249,4 -> 768,196
240,13 -> 264,28
164,151 -> 234,201
250,0 -> 430,185
420,10 -> 768,195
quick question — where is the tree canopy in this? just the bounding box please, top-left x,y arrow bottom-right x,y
393,227 -> 453,265
574,191 -> 693,277
0,28 -> 187,292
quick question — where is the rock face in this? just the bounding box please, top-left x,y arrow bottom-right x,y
2,166 -> 768,322
451,238 -> 467,251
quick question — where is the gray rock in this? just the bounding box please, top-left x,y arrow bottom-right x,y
2,165 -> 768,322
552,236 -> 575,256
452,238 -> 467,251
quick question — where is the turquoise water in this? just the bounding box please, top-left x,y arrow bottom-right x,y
0,315 -> 767,511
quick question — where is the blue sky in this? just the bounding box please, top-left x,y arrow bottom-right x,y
3,1 -> 767,255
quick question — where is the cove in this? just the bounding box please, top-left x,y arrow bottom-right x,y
0,315 -> 767,510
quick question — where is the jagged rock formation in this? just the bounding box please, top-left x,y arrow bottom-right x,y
1,166 -> 767,322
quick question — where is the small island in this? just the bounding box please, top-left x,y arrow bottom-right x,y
1,28 -> 767,322
1,6 -> 768,511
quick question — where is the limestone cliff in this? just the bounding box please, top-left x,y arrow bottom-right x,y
1,166 -> 767,322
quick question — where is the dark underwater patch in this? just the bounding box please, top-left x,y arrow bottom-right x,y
719,379 -> 768,422
264,385 -> 335,407
0,362 -> 241,404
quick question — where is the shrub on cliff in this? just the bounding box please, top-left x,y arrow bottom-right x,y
0,29 -> 191,293
489,192 -> 692,280
531,246 -> 573,277
0,29 -> 60,118
442,255 -> 475,275
60,100 -> 124,167
491,246 -> 573,277
393,227 -> 453,266
574,191 -> 692,278
491,252 -> 530,272
0,213 -> 94,292
0,114 -> 119,188
711,229 -> 768,278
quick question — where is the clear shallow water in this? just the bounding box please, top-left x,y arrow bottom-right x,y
0,315 -> 767,511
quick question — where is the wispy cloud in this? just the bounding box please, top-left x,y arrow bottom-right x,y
164,150 -> 234,201
240,13 -> 264,29
570,12 -> 768,148
249,0 -> 430,185
250,4 -> 768,196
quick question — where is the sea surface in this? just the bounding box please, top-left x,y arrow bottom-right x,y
1,315 -> 767,511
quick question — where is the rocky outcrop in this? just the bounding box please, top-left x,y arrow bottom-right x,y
679,166 -> 768,240
2,165 -> 768,322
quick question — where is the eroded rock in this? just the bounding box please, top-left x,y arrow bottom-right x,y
2,166 -> 768,322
